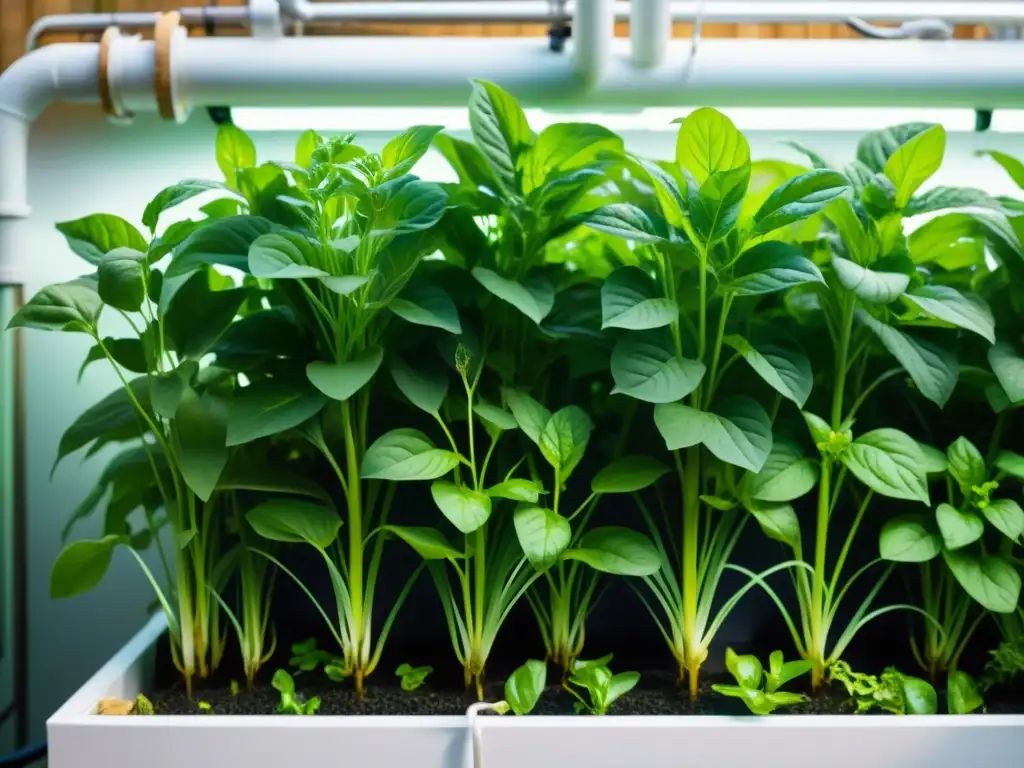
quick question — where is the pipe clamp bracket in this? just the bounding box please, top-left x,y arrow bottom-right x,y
155,11 -> 189,122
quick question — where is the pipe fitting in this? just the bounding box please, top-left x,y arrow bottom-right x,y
631,0 -> 671,68
573,0 -> 615,87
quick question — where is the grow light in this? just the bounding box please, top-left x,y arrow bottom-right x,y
231,107 -> 1024,133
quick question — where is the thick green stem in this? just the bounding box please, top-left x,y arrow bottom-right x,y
341,401 -> 365,694
809,458 -> 832,689
831,297 -> 855,429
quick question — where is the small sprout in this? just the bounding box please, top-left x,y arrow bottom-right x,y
491,701 -> 511,715
711,649 -> 810,715
828,661 -> 937,715
395,663 -> 433,692
229,680 -> 240,697
505,659 -> 547,715
563,654 -> 638,716
197,700 -> 212,714
288,638 -> 339,675
325,663 -> 349,683
455,343 -> 472,377
272,669 -> 320,715
983,639 -> 1024,688
948,670 -> 984,715
134,694 -> 154,715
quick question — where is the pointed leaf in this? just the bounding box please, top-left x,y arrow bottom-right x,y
841,428 -> 930,504
247,500 -> 340,549
50,536 -> 120,598
505,661 -> 547,716
306,347 -> 384,401
675,107 -> 750,183
7,280 -> 101,334
389,356 -> 448,414
946,436 -> 985,492
884,124 -> 946,208
728,241 -> 824,296
486,479 -> 544,503
173,390 -> 229,502
97,247 -> 146,312
382,125 -> 444,179
431,480 -> 492,534
226,380 -> 327,446
903,286 -> 995,343
468,79 -> 531,193
143,179 -> 230,232
745,439 -> 817,502
724,334 -> 812,407
390,285 -> 461,334
601,266 -> 677,330
216,123 -> 256,189
688,167 -> 749,245
936,503 -> 985,550
610,337 -> 705,404
361,428 -> 460,481
562,526 -> 660,576
169,216 -> 279,277
982,499 -> 1024,542
514,505 -> 571,570
879,514 -> 941,562
943,550 -> 1021,613
832,255 -> 909,304
753,169 -> 848,234
748,502 -> 800,549
384,525 -> 462,560
473,402 -> 518,432
503,389 -> 552,446
591,455 -> 670,494
654,397 -> 772,472
471,266 -> 554,325
539,406 -> 593,478
56,214 -> 147,266
578,203 -> 669,243
988,341 -> 1024,404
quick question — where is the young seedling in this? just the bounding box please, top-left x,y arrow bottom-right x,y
272,669 -> 321,716
503,659 -> 547,715
134,694 -> 155,715
828,661 -> 937,715
948,670 -> 985,714
229,681 -> 240,697
982,638 -> 1024,689
711,648 -> 811,715
197,701 -> 213,714
395,664 -> 433,692
288,638 -> 340,675
563,655 -> 639,716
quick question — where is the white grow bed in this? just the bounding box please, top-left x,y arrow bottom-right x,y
48,616 -> 1024,768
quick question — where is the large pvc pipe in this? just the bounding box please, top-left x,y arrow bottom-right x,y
631,0 -> 672,68
275,1 -> 1024,25
573,0 -> 614,86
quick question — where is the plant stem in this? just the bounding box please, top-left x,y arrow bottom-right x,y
810,458 -> 832,689
341,400 -> 365,695
832,296 -> 854,429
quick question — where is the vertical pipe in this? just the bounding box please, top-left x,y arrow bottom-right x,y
631,0 -> 671,68
573,0 -> 614,86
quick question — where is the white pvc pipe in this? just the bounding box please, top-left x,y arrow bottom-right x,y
274,1 -> 1024,25
573,0 -> 614,86
631,0 -> 671,68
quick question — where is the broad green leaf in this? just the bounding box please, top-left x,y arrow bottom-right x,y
226,380 -> 327,446
217,461 -> 331,504
249,231 -> 326,279
56,214 -> 147,266
514,505 -> 570,570
591,455 -> 670,494
832,255 -> 909,304
173,389 -> 229,502
7,280 -> 101,334
539,406 -> 593,478
431,480 -> 492,534
631,155 -> 688,227
389,284 -> 461,334
654,397 -> 772,472
577,203 -> 669,243
856,310 -> 958,408
370,177 -> 448,237
610,337 -> 705,404
320,274 -> 368,296
841,428 -> 929,504
884,124 -> 946,208
306,347 -> 384,402
385,525 -> 463,560
600,266 -> 677,330
858,123 -> 935,173
824,197 -> 877,265
381,125 -> 444,179
947,671 -> 984,716
143,179 -> 229,232
728,241 -> 824,296
216,123 -> 257,189
503,389 -> 552,446
471,266 -> 554,325
168,216 -> 279,277
996,451 -> 1024,480
946,436 -> 985,492
468,79 -> 532,193
745,439 -> 817,503
978,149 -> 1024,189
149,362 -> 196,420
487,479 -> 544,503
163,271 -> 248,359
879,514 -> 941,562
688,167 -> 749,245
98,247 -> 146,312
903,286 -> 995,343
433,133 -> 499,192
753,169 -> 848,235
562,526 -> 660,576
675,107 -> 750,183
50,536 -> 120,598
917,441 -> 948,475
505,660 -> 546,716
473,402 -> 518,432
988,341 -> 1024,404
361,428 -> 460,481
907,213 -> 985,268
246,500 -> 340,549
525,122 -> 622,193
904,186 -> 1004,217
983,499 -> 1024,542
79,337 -> 148,379
55,378 -> 149,468
899,675 -> 938,716
723,335 -> 812,407
389,356 -> 448,414
747,502 -> 800,549
936,503 -> 984,550
943,549 -> 1021,613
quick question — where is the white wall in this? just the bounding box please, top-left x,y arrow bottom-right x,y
18,104 -> 1024,741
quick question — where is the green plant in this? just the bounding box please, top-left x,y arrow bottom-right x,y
395,663 -> 433,691
288,638 -> 339,674
948,670 -> 985,714
197,700 -> 212,714
983,638 -> 1024,688
272,669 -> 321,715
879,436 -> 1023,679
134,694 -> 155,715
828,661 -> 938,714
229,680 -> 240,697
576,107 -> 847,696
711,648 -> 811,715
563,654 -> 639,715
503,659 -> 547,715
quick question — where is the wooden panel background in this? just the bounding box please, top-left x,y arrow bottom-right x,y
0,0 -> 989,72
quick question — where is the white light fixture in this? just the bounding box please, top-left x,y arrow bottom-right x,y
232,106 -> 1024,134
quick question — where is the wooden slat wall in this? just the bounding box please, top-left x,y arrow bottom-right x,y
0,0 -> 988,72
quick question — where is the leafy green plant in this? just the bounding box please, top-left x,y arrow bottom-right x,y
134,694 -> 155,715
395,663 -> 433,692
197,700 -> 213,714
503,659 -> 547,715
948,670 -> 985,714
983,638 -> 1024,688
272,669 -> 321,715
711,648 -> 811,714
563,654 -> 639,715
879,436 -> 1023,679
829,661 -> 938,714
576,107 -> 846,696
288,638 -> 340,674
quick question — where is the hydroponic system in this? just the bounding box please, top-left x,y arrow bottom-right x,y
2,1 -> 1024,767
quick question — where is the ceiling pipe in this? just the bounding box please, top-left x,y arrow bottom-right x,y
573,0 -> 614,87
631,0 -> 672,68
271,1 -> 1024,26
